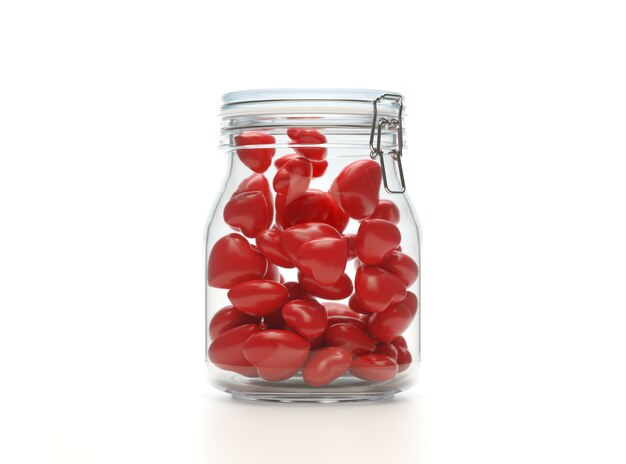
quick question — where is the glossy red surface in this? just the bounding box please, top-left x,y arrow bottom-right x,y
350,353 -> 399,382
373,342 -> 399,360
329,160 -> 382,219
209,305 -> 259,341
282,299 -> 328,340
302,347 -> 352,386
208,324 -> 260,377
368,303 -> 413,342
243,330 -> 311,381
379,251 -> 419,287
208,233 -> 267,289
223,191 -> 272,238
296,237 -> 348,285
356,219 -> 402,265
273,156 -> 312,196
368,200 -> 401,224
255,228 -> 294,268
227,279 -> 289,317
234,173 -> 274,224
287,128 -> 327,161
234,131 -> 276,173
298,271 -> 353,300
354,266 -> 406,312
324,323 -> 376,357
281,222 -> 341,262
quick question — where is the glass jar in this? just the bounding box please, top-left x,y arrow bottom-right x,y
205,89 -> 420,402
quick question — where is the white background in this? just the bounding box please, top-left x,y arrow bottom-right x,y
1,1 -> 625,463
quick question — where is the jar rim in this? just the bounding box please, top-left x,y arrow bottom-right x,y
221,88 -> 401,106
220,88 -> 406,133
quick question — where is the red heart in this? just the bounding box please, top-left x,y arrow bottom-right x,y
373,342 -> 399,360
273,156 -> 312,196
324,323 -> 376,357
276,190 -> 331,229
348,294 -> 372,315
379,251 -> 419,287
282,299 -> 328,339
350,353 -> 398,382
355,266 -> 406,312
323,302 -> 369,320
209,305 -> 260,341
327,315 -> 367,332
399,291 -> 419,318
343,234 -> 358,260
367,302 -> 413,342
256,228 -> 294,268
234,131 -> 276,173
329,160 -> 382,219
274,153 -> 328,178
243,330 -> 311,381
208,233 -> 267,289
287,128 -> 327,162
208,324 -> 260,377
262,263 -> 281,282
298,271 -> 353,301
281,222 -> 341,262
356,219 -> 402,265
326,193 -> 350,233
234,173 -> 274,223
228,279 -> 289,317
283,281 -> 316,301
395,345 -> 413,373
296,237 -> 348,285
223,191 -> 271,238
302,347 -> 352,386
367,200 -> 401,224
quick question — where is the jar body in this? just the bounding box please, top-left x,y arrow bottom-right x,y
206,90 -> 420,402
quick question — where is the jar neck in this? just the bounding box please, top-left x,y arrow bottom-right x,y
218,90 -> 406,152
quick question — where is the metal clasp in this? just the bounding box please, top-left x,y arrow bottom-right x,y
369,93 -> 406,194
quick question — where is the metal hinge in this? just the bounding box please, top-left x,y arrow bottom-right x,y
369,93 -> 406,194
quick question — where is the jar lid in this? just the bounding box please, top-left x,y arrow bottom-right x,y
220,88 -> 405,129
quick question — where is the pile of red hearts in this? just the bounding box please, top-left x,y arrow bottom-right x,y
207,129 -> 418,386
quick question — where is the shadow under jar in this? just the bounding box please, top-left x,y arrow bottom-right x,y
206,89 -> 421,403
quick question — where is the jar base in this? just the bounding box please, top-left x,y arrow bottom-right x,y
230,391 -> 396,403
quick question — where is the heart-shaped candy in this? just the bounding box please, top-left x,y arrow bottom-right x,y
373,342 -> 399,360
208,233 -> 267,289
223,191 -> 271,238
228,279 -> 289,317
296,237 -> 348,285
329,160 -> 382,219
368,302 -> 413,342
367,200 -> 401,224
350,353 -> 398,382
302,347 -> 352,386
298,271 -> 353,300
287,128 -> 327,162
234,173 -> 274,222
208,324 -> 260,377
277,190 -> 331,229
274,153 -> 328,178
324,323 -> 376,357
379,251 -> 419,287
273,156 -> 312,196
354,266 -> 406,312
234,131 -> 276,173
243,330 -> 311,381
209,305 -> 260,341
281,222 -> 341,262
356,219 -> 402,265
256,228 -> 294,268
281,299 -> 328,340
